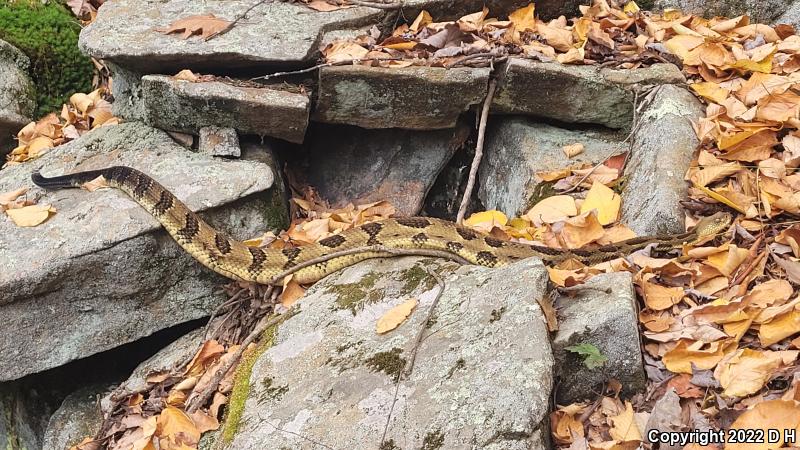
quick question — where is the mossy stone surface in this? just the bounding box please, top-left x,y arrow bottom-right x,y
0,1 -> 93,115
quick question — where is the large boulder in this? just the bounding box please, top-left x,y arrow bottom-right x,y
478,117 -> 625,217
223,257 -> 553,449
0,39 -> 35,156
0,122 -> 285,381
302,122 -> 469,216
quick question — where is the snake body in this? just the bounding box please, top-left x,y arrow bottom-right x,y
32,166 -> 732,285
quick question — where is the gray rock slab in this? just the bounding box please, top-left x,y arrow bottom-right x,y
199,126 -> 241,158
552,272 -> 645,403
0,39 -> 35,156
0,383 -> 51,450
492,59 -> 685,129
79,0 -> 383,73
227,257 -> 553,450
653,0 -> 793,25
776,2 -> 800,29
314,65 -> 490,129
479,117 -> 625,217
0,122 -> 280,381
42,385 -> 108,450
139,75 -> 309,143
622,84 -> 704,235
303,123 -> 468,216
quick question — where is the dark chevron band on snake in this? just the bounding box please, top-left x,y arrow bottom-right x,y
31,166 -> 732,285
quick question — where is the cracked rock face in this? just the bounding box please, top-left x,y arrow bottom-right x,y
0,122 -> 280,381
225,257 -> 553,450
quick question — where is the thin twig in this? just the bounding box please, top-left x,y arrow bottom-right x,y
343,0 -> 402,9
456,78 -> 498,224
267,245 -> 469,285
249,57 -> 402,81
403,268 -> 445,377
560,88 -> 646,194
186,310 -> 294,413
204,0 -> 269,41
380,268 -> 444,446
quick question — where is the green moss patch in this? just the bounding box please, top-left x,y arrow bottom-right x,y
330,271 -> 383,315
0,1 -> 93,115
364,347 -> 405,378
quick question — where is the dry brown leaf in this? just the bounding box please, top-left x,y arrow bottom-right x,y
156,14 -> 231,40
5,204 -> 56,227
562,143 -> 584,158
727,400 -> 800,450
376,298 -> 418,334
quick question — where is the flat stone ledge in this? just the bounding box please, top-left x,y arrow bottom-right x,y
0,122 -> 277,381
553,272 -> 646,403
79,0 -> 383,73
314,65 -> 490,129
492,59 -> 686,129
140,75 -> 309,143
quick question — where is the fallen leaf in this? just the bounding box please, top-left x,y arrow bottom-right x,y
579,181 -> 621,226
525,196 -> 578,225
376,298 -> 418,334
714,348 -> 786,397
156,14 -> 231,40
609,401 -> 643,442
727,400 -> 800,450
5,204 -> 56,227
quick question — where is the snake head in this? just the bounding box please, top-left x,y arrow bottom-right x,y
693,211 -> 733,238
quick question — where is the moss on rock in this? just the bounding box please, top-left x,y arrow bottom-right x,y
0,0 -> 94,115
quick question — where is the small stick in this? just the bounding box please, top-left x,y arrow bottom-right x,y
267,245 -> 469,285
249,57 -> 402,81
204,0 -> 268,41
342,0 -> 402,9
186,310 -> 293,413
403,268 -> 445,377
456,78 -> 498,224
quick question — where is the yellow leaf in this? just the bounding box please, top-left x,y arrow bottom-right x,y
714,349 -> 785,397
759,308 -> 800,346
26,136 -> 55,159
464,210 -> 508,233
174,69 -> 198,82
383,41 -> 417,50
376,298 -> 418,334
609,401 -> 642,442
688,162 -> 742,187
5,204 -> 55,227
579,181 -> 621,226
662,339 -> 729,373
690,81 -> 730,104
691,183 -> 746,214
524,195 -> 577,225
156,406 -> 200,446
639,273 -> 684,311
727,400 -> 800,450
560,212 -> 605,248
623,1 -> 640,14
70,92 -> 93,115
664,35 -> 704,60
323,40 -> 369,63
508,3 -> 536,32
409,10 -> 432,33
705,244 -> 749,277
279,277 -> 306,308
757,91 -> 800,122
